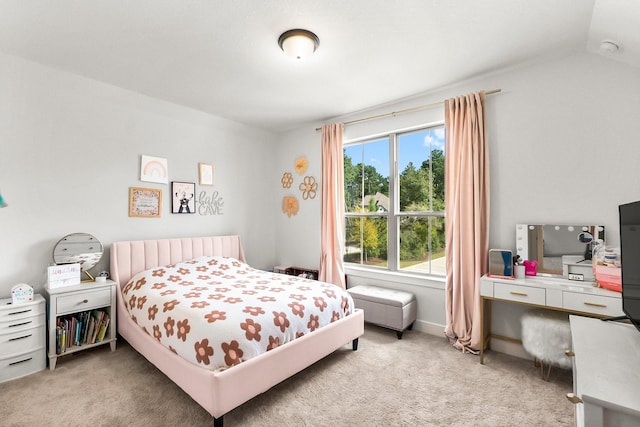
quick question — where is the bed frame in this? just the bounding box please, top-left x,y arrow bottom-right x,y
110,235 -> 364,426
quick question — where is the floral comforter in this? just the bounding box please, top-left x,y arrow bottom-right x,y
122,256 -> 354,371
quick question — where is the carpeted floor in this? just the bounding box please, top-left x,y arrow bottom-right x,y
0,324 -> 575,426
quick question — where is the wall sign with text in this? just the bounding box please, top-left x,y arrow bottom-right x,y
198,191 -> 224,216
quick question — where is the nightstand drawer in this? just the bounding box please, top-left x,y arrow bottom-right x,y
563,292 -> 623,317
494,283 -> 546,305
0,348 -> 46,383
56,288 -> 111,314
0,326 -> 45,358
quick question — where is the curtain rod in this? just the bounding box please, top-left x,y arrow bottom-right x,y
315,88 -> 501,132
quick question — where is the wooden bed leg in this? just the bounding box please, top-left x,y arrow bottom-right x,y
213,416 -> 223,427
352,338 -> 359,351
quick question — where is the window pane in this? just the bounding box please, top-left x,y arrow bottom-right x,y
343,125 -> 446,277
344,216 -> 388,268
399,215 -> 446,275
398,128 -> 445,212
344,138 -> 389,213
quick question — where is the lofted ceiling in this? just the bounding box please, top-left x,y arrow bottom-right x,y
0,0 -> 638,133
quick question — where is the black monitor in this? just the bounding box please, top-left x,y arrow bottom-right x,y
619,200 -> 640,332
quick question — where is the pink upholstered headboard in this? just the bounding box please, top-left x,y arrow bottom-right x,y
110,235 -> 246,287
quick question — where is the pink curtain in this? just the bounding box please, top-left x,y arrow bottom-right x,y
319,123 -> 346,289
443,91 -> 490,353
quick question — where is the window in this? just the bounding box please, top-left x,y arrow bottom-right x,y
343,125 -> 446,276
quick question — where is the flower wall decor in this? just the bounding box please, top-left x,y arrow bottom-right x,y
294,156 -> 308,174
299,176 -> 317,200
280,156 -> 316,217
282,196 -> 299,217
281,172 -> 293,188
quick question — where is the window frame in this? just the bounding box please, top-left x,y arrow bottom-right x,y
343,122 -> 446,277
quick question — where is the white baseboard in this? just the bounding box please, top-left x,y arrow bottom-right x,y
412,319 -> 445,337
412,320 -> 532,361
486,336 -> 530,360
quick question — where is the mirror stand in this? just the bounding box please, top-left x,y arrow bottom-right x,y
53,233 -> 104,284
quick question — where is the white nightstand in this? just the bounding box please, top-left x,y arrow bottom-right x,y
0,294 -> 46,382
44,280 -> 117,370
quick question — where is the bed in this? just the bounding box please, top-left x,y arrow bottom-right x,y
110,235 -> 364,426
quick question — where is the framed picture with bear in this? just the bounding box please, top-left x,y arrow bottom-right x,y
171,181 -> 196,214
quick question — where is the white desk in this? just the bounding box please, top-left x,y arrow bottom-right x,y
479,275 -> 623,364
569,315 -> 640,427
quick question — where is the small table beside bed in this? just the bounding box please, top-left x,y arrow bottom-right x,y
110,235 -> 364,427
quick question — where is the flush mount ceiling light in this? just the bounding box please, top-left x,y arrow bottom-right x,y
278,29 -> 319,60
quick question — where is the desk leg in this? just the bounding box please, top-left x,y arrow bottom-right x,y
480,297 -> 485,364
487,299 -> 492,351
480,297 -> 492,365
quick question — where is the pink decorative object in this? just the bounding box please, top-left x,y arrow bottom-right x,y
594,265 -> 622,292
524,260 -> 538,276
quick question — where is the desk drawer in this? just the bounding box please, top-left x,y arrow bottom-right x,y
563,293 -> 623,317
494,283 -> 545,305
56,289 -> 111,315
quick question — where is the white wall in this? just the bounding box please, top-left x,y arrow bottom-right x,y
276,52 -> 640,349
2,48 -> 638,358
0,52 -> 279,296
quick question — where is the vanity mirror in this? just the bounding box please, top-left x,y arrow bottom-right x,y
53,233 -> 103,281
516,224 -> 605,277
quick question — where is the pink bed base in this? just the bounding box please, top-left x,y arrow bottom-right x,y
110,236 -> 364,423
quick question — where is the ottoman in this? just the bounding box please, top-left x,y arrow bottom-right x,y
347,285 -> 417,339
521,308 -> 572,380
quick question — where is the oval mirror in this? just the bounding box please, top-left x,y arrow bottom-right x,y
53,233 -> 103,281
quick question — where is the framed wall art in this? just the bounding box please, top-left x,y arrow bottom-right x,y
129,187 -> 162,218
172,181 -> 196,214
140,155 -> 168,184
198,163 -> 214,186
